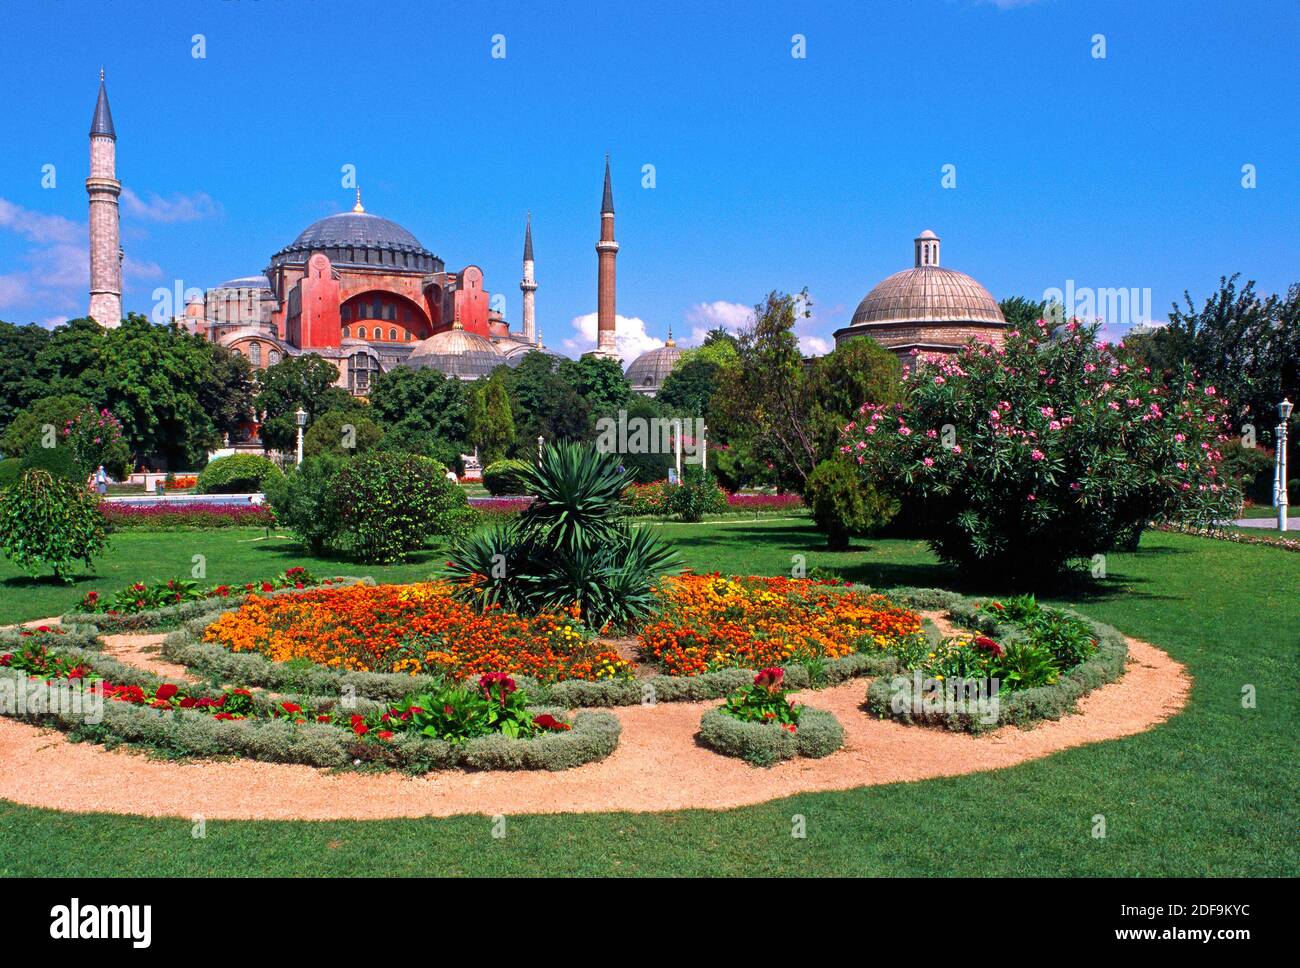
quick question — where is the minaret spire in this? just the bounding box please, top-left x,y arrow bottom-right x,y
592,155 -> 619,359
353,187 -> 365,213
87,70 -> 122,326
520,212 -> 537,345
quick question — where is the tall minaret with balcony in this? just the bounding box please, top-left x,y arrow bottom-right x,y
520,213 -> 537,345
593,155 -> 619,358
86,69 -> 122,326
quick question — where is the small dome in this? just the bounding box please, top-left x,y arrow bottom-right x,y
406,327 -> 505,380
625,340 -> 683,394
216,274 -> 272,290
850,266 -> 1004,327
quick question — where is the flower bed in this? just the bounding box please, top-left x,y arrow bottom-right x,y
725,493 -> 804,513
201,581 -> 633,682
0,637 -> 619,772
639,573 -> 925,675
697,667 -> 844,766
864,592 -> 1128,732
162,476 -> 198,491
102,502 -> 275,531
62,570 -> 362,632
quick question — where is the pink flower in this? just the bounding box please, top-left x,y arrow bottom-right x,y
1030,449 -> 1045,461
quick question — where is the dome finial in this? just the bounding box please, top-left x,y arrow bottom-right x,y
665,325 -> 675,347
99,66 -> 105,82
353,187 -> 364,214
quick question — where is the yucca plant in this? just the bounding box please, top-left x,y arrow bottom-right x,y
446,442 -> 682,630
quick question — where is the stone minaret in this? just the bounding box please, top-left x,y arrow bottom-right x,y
520,213 -> 537,345
593,155 -> 619,357
87,69 -> 122,327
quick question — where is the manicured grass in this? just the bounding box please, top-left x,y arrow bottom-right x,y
0,517 -> 1296,876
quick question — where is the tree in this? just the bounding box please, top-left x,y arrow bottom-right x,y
999,295 -> 1048,332
255,353 -> 348,454
0,321 -> 52,426
31,317 -> 108,403
367,365 -> 468,465
303,408 -> 384,459
501,351 -> 591,453
658,356 -> 723,415
0,395 -> 91,462
467,374 -> 515,465
559,355 -> 630,413
806,336 -> 904,463
0,468 -> 108,581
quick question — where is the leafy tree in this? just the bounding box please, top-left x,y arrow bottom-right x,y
1,395 -> 91,461
368,365 -> 469,465
658,356 -> 723,416
255,353 -> 348,454
303,408 -> 384,459
805,457 -> 897,550
806,336 -> 904,463
63,405 -> 130,479
31,317 -> 108,402
999,295 -> 1048,332
1131,275 -> 1299,453
501,351 -> 591,453
466,374 -> 515,465
0,468 -> 108,581
0,321 -> 52,426
559,355 -> 630,413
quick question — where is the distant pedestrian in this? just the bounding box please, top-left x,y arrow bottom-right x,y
95,465 -> 108,496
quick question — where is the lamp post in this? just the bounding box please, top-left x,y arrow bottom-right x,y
1278,398 -> 1293,532
537,435 -> 544,460
295,408 -> 307,467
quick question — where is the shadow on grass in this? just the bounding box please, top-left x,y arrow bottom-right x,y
242,538 -> 446,570
1,572 -> 101,591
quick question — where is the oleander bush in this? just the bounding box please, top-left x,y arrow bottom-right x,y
196,453 -> 284,495
841,319 -> 1240,583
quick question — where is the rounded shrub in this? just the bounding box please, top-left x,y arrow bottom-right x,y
482,458 -> 532,496
197,453 -> 284,494
666,467 -> 729,522
698,706 -> 844,766
0,458 -> 22,490
264,454 -> 345,555
0,468 -> 108,581
805,458 -> 897,550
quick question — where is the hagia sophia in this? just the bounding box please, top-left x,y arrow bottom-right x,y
83,74 -> 1007,400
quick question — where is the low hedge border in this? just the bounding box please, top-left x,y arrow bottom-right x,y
0,623 -> 102,653
698,706 -> 844,766
0,658 -> 621,773
863,594 -> 1130,733
61,578 -> 373,633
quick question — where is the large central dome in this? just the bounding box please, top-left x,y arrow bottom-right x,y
269,205 -> 441,273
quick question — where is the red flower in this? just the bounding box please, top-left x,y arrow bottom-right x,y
754,667 -> 785,692
155,683 -> 179,702
281,701 -> 302,714
532,713 -> 571,732
178,697 -> 196,708
261,582 -> 273,592
0,654 -> 10,667
316,714 -> 330,723
213,712 -> 235,721
377,730 -> 394,740
973,636 -> 1004,657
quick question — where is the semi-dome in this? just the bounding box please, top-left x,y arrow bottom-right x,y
406,326 -> 505,380
625,333 -> 683,396
269,196 -> 442,273
216,274 -> 272,290
834,230 -> 1006,355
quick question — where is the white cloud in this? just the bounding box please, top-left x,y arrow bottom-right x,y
802,335 -> 832,355
683,299 -> 753,344
121,188 -> 220,223
0,198 -> 80,245
563,311 -> 664,361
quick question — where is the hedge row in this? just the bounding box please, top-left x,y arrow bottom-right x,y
698,707 -> 844,766
0,623 -> 102,653
863,595 -> 1130,732
0,659 -> 621,773
61,578 -> 372,633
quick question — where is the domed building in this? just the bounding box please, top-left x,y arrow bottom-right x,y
625,329 -> 684,396
181,189 -> 546,394
833,230 -> 1006,357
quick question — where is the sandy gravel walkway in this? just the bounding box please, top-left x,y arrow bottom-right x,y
0,631 -> 1190,820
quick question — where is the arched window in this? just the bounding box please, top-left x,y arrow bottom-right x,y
250,342 -> 261,366
405,330 -> 412,342
269,350 -> 281,365
342,326 -> 350,339
357,326 -> 367,340
389,328 -> 397,341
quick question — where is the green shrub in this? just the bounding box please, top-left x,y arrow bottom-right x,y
331,452 -> 474,563
1219,440 -> 1276,505
699,706 -> 843,766
197,453 -> 284,494
0,469 -> 108,581
21,443 -> 87,483
0,457 -> 25,489
482,458 -> 532,495
666,466 -> 729,522
264,454 -> 346,555
805,458 -> 897,550
303,409 -> 384,459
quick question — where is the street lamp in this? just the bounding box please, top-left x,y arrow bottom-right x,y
537,435 -> 544,460
1278,398 -> 1293,533
295,408 -> 308,467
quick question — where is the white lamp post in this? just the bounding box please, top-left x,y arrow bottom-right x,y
1278,398 -> 1293,532
537,435 -> 544,460
701,420 -> 708,473
674,419 -> 683,484
295,408 -> 307,466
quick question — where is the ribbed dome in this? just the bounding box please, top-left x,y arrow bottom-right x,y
851,266 -> 1004,327
406,328 -> 505,380
625,341 -> 684,393
216,274 -> 271,290
270,212 -> 440,272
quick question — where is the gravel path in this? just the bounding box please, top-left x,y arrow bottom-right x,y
0,629 -> 1190,821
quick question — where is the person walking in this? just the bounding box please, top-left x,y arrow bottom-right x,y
95,464 -> 108,496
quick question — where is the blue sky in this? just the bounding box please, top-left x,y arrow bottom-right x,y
0,0 -> 1296,357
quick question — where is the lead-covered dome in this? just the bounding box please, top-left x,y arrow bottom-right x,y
625,335 -> 683,396
849,230 -> 1003,327
406,326 -> 505,380
269,208 -> 442,273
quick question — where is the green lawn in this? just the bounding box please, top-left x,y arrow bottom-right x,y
1,518 -> 1296,876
